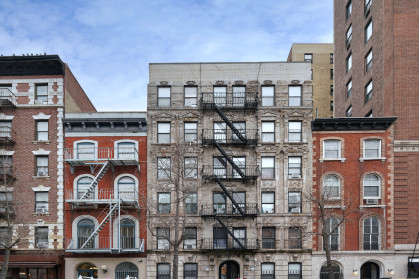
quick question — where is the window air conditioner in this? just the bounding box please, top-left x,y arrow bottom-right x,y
37,242 -> 47,248
37,172 -> 45,177
291,173 -> 300,178
290,208 -> 301,213
185,244 -> 194,249
365,199 -> 378,205
36,208 -> 47,213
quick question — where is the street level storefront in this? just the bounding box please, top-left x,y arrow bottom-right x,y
0,254 -> 63,279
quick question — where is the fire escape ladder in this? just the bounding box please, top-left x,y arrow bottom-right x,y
80,203 -> 119,249
213,141 -> 245,179
80,161 -> 111,200
215,216 -> 245,250
214,177 -> 244,216
214,105 -> 247,144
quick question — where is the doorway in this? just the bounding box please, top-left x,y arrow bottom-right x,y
361,262 -> 380,279
219,260 -> 240,279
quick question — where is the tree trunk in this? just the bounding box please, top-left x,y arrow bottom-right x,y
0,247 -> 10,279
172,182 -> 180,279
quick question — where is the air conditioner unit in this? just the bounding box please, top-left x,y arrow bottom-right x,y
185,244 -> 194,249
366,199 -> 378,205
37,172 -> 45,177
36,208 -> 47,213
37,242 -> 47,248
291,173 -> 300,178
290,208 -> 301,213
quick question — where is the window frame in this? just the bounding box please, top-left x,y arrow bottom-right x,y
330,69 -> 333,80
35,84 -> 48,103
365,19 -> 372,42
35,226 -> 48,248
157,263 -> 171,279
261,157 -> 275,179
158,192 -> 171,214
261,121 -> 275,143
120,219 -> 135,249
288,191 -> 302,213
35,156 -> 48,176
363,139 -> 381,159
232,86 -> 246,107
157,122 -> 171,144
365,0 -> 372,16
288,121 -> 302,142
365,79 -> 373,103
304,53 -> 313,63
184,86 -> 198,107
365,48 -> 373,72
184,263 -> 198,279
323,140 -> 342,159
261,86 -> 275,106
288,263 -> 302,279
288,227 -> 302,249
184,157 -> 198,179
346,52 -> 352,73
262,227 -> 276,249
261,192 -> 275,214
363,174 -> 381,199
330,53 -> 334,64
323,175 -> 341,199
213,192 -> 226,214
157,228 -> 170,250
346,25 -> 352,48
346,105 -> 352,117
288,86 -> 302,107
184,227 -> 197,250
346,79 -> 352,99
288,156 -> 302,178
346,0 -> 352,20
157,87 -> 171,107
327,218 -> 340,251
261,262 -> 275,279
184,122 -> 198,143
35,191 -> 48,213
184,192 -> 197,214
157,157 -> 171,179
363,217 -> 380,250
213,86 -> 227,106
36,120 -> 48,141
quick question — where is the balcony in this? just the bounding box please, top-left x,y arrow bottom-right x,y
200,204 -> 259,217
201,165 -> 259,181
65,236 -> 144,253
202,129 -> 258,146
65,188 -> 139,206
200,238 -> 259,251
200,92 -> 258,111
0,127 -> 16,144
64,147 -> 139,167
0,89 -> 16,108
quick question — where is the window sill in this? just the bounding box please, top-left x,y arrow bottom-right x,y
360,204 -> 385,208
288,177 -> 302,180
32,176 -> 50,179
359,157 -> 386,162
32,141 -> 50,144
32,212 -> 50,216
320,158 -> 346,162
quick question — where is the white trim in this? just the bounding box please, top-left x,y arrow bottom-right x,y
73,174 -> 98,199
72,215 -> 99,249
114,139 -> 139,160
114,173 -> 139,200
32,149 -> 51,155
362,217 -> 381,250
323,139 -> 342,160
73,140 -> 98,159
363,139 -> 382,159
66,132 -> 147,137
32,113 -> 51,120
0,150 -> 14,156
32,185 -> 51,192
0,114 -> 14,120
362,174 -> 381,199
112,215 -> 140,249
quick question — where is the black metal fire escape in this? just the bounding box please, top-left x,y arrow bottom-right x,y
200,91 -> 259,251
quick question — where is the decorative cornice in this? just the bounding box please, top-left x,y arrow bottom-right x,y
312,117 -> 397,131
394,140 -> 419,152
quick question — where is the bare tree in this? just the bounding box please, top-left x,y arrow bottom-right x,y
147,136 -> 200,279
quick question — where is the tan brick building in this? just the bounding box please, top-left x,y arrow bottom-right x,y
334,0 -> 419,276
287,43 -> 334,119
147,62 -> 313,279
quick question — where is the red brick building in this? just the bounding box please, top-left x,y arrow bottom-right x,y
333,0 -> 419,275
0,55 -> 95,278
63,112 -> 147,279
312,117 -> 397,278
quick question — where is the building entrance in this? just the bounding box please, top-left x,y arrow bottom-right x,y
219,260 -> 240,279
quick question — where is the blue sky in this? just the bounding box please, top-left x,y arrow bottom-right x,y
0,0 -> 333,111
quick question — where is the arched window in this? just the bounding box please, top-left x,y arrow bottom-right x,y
120,219 -> 135,249
77,176 -> 93,199
320,263 -> 342,279
363,174 -> 381,198
76,142 -> 95,160
77,219 -> 95,249
363,217 -> 380,250
115,262 -> 138,279
326,218 -> 339,251
116,142 -> 136,159
117,176 -> 136,200
77,263 -> 98,278
323,175 -> 340,198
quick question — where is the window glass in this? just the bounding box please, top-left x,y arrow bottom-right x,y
233,86 -> 245,107
35,84 -> 48,103
327,218 -> 340,250
157,122 -> 171,143
304,53 -> 312,62
262,228 -> 275,249
288,192 -> 301,213
288,156 -> 302,178
157,228 -> 170,250
158,193 -> 171,213
214,87 -> 227,106
346,25 -> 352,47
213,192 -> 226,214
261,192 -> 274,213
120,219 -> 135,249
289,86 -> 301,106
261,122 -> 275,143
35,226 -> 48,248
324,140 -> 341,159
261,157 -> 275,179
184,228 -> 197,249
364,139 -> 381,158
288,121 -> 302,142
184,87 -> 197,107
158,87 -> 171,107
366,49 -> 373,72
365,20 -> 372,42
157,263 -> 171,279
184,157 -> 198,178
36,156 -> 48,176
347,79 -> 352,98
157,157 -> 171,179
365,80 -> 373,102
288,228 -> 302,249
117,142 -> 136,159
76,142 -> 95,160
118,176 -> 135,199
36,121 -> 48,141
184,122 -> 197,142
184,263 -> 198,279
35,192 -> 48,212
363,217 -> 379,250
185,193 -> 197,214
261,86 -> 274,106
363,174 -> 380,198
323,175 -> 340,198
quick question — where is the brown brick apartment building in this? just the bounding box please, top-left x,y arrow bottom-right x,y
334,0 -> 419,275
0,55 -> 95,279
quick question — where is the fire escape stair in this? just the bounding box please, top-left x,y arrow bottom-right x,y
214,216 -> 246,250
79,161 -> 110,200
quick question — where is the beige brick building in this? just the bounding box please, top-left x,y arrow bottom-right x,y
287,43 -> 334,119
147,62 -> 313,279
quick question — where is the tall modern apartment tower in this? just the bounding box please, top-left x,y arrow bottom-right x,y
334,0 -> 419,275
147,62 -> 313,279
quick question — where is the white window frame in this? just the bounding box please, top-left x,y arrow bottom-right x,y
327,218 -> 340,251
73,140 -> 98,160
114,173 -> 139,201
363,217 -> 380,250
363,139 -> 382,160
323,140 -> 342,160
261,192 -> 275,214
363,174 -> 381,199
288,156 -> 302,178
261,157 -> 275,179
114,140 -> 139,160
157,157 -> 171,179
73,174 -> 97,200
323,175 -> 341,199
184,122 -> 198,143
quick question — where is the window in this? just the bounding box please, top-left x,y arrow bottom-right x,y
262,228 -> 275,249
365,79 -> 373,103
346,105 -> 352,117
158,87 -> 171,107
326,218 -> 340,251
184,157 -> 198,179
232,192 -> 245,214
214,122 -> 226,143
363,174 -> 381,198
214,86 -> 227,106
213,192 -> 226,214
261,122 -> 275,143
232,122 -> 246,143
35,192 -> 48,213
304,53 -> 312,63
157,157 -> 171,179
346,25 -> 352,48
330,101 -> 334,111
213,157 -> 226,178
261,86 -> 274,106
120,219 -> 135,249
157,228 -> 170,250
261,263 -> 275,279
288,227 -> 302,249
365,20 -> 372,42
365,110 -> 373,117
76,142 -> 95,160
158,193 -> 171,213
184,227 -> 197,249
311,69 -> 313,80
116,142 -> 136,159
365,49 -> 373,72
364,139 -> 381,158
288,192 -> 301,213
365,0 -> 372,16
77,219 -> 94,248
330,69 -> 333,80
288,121 -> 302,142
232,86 -> 246,107
261,192 -> 274,213
115,262 -> 138,279
289,86 -> 301,106
157,122 -> 171,143
233,157 -> 246,179
184,86 -> 197,107
185,193 -> 197,214
330,53 -> 334,64
35,84 -> 48,103
157,263 -> 170,279
288,156 -> 302,178
35,156 -> 48,176
184,263 -> 198,279
35,226 -> 48,248
330,85 -> 333,96
363,217 -> 380,250
288,263 -> 302,279
36,121 -> 48,141
346,0 -> 352,19
320,264 -> 342,279
213,227 -> 227,249
323,175 -> 340,198
323,140 -> 341,159
0,192 -> 12,203
184,122 -> 197,143
261,157 -> 275,179
346,53 -> 352,72
0,156 -> 12,176
346,79 -> 352,98
233,227 -> 246,248
76,176 -> 93,199
117,176 -> 135,199
0,227 -> 7,246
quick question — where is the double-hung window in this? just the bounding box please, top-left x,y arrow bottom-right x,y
363,217 -> 379,250
157,263 -> 170,279
365,20 -> 372,42
76,142 -> 95,160
213,157 -> 226,178
158,193 -> 171,213
35,84 -> 48,103
261,157 -> 275,179
261,192 -> 274,213
288,227 -> 302,249
35,192 -> 48,213
323,140 -> 341,159
184,227 -> 197,249
304,53 -> 312,63
232,157 -> 246,178
288,263 -> 302,279
214,86 -> 227,106
36,121 -> 48,141
288,121 -> 302,142
157,157 -> 171,179
184,122 -> 197,143
157,122 -> 171,143
184,193 -> 197,214
346,25 -> 352,48
346,0 -> 352,19
116,142 -> 136,159
327,218 -> 340,251
184,263 -> 198,279
213,192 -> 226,214
346,106 -> 352,117
363,174 -> 380,199
232,122 -> 246,143
184,87 -> 197,107
288,156 -> 302,178
365,49 -> 373,72
157,228 -> 170,250
184,157 -> 198,179
214,122 -> 227,143
364,139 -> 381,158
232,86 -> 245,107
323,175 -> 340,198
365,80 -> 373,103
288,192 -> 301,213
289,86 -> 301,106
36,156 -> 48,176
232,192 -> 246,214
233,227 -> 246,248
158,87 -> 171,107
262,228 -> 275,249
261,86 -> 274,106
346,79 -> 352,98
346,53 -> 352,73
261,122 -> 275,143
35,226 -> 48,248
365,0 -> 372,16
